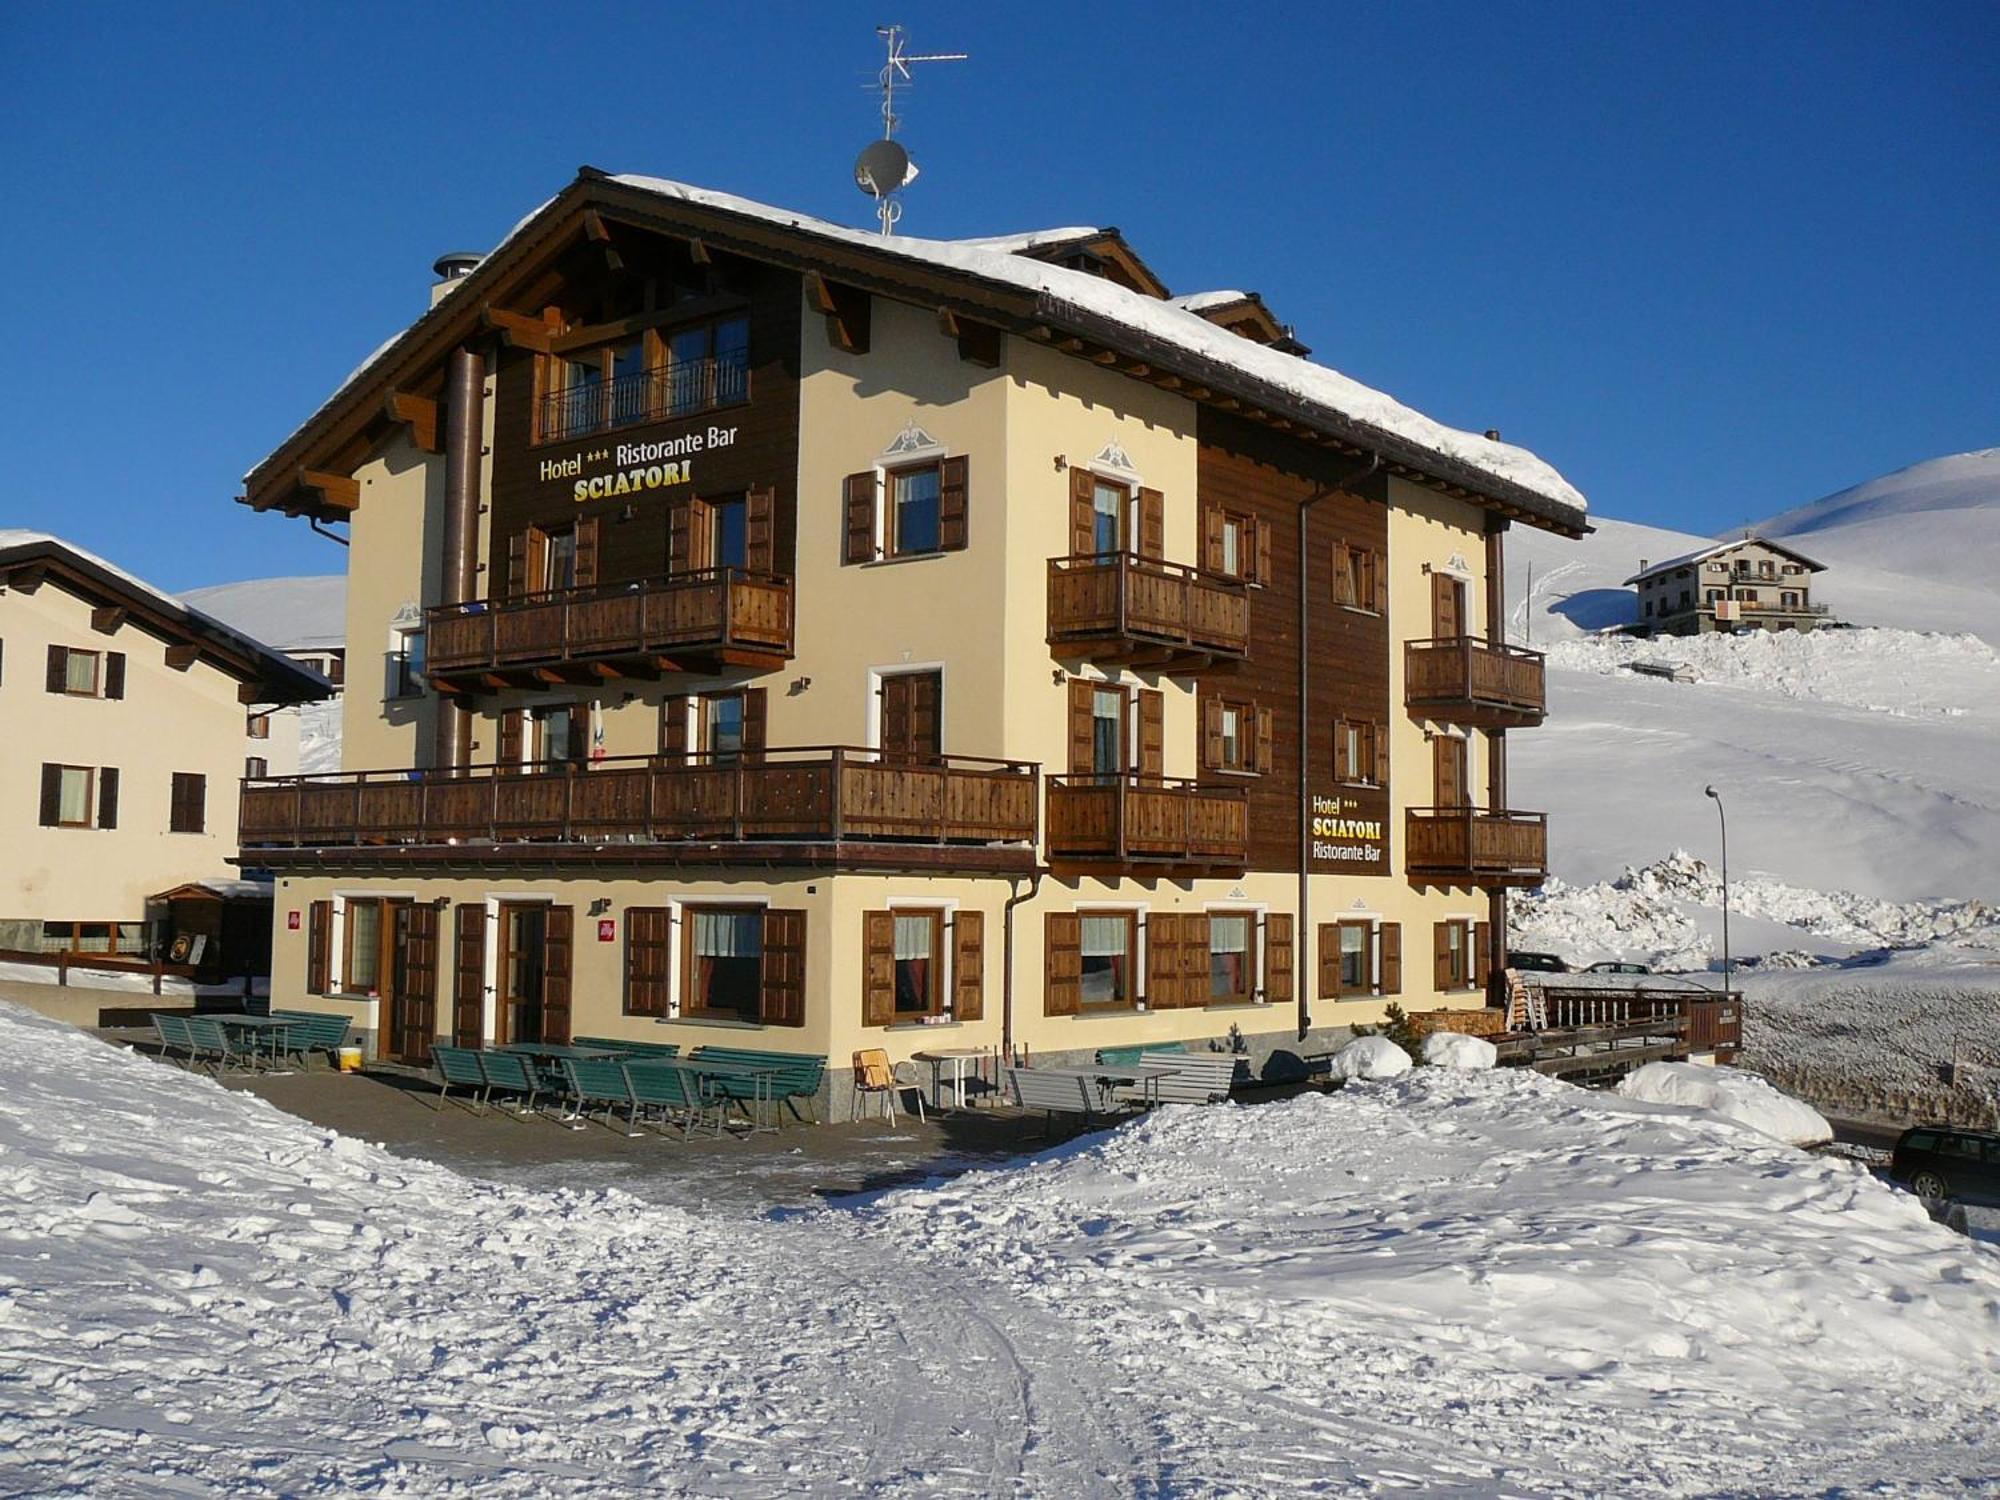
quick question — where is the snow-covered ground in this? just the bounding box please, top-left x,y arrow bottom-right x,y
2,1002 -> 1996,1495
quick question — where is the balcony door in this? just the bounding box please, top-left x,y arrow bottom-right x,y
670,489 -> 772,577
510,518 -> 597,596
880,670 -> 942,764
1432,733 -> 1469,809
1431,573 -> 1466,640
496,903 -> 572,1045
1066,679 -> 1163,782
1068,469 -> 1163,561
386,900 -> 438,1066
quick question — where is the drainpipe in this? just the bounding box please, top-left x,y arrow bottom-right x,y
1001,868 -> 1043,1065
1485,520 -> 1510,1003
1298,451 -> 1381,1041
438,345 -> 486,768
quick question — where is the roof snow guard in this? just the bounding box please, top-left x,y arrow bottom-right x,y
242,171 -> 1589,536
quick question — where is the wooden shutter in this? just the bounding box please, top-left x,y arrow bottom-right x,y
953,909 -> 984,1021
506,532 -> 529,597
1182,912 -> 1210,1005
1067,678 -> 1096,776
1317,923 -> 1340,999
1380,924 -> 1402,993
1335,720 -> 1353,783
938,455 -> 969,551
668,497 -> 693,575
742,687 -> 768,759
454,903 -> 487,1043
1474,921 -> 1492,990
104,652 -> 126,700
1146,913 -> 1181,1008
1332,541 -> 1353,605
1254,517 -> 1271,585
1137,487 -> 1164,560
38,764 -> 61,826
45,645 -> 68,694
1201,504 -> 1225,573
625,907 -> 671,1019
307,900 -> 332,995
1069,466 -> 1097,556
1137,688 -> 1163,782
1434,735 -> 1466,808
97,767 -> 119,830
1373,723 -> 1390,786
186,774 -> 205,833
571,516 -> 600,589
744,485 -> 775,574
541,906 -> 573,1044
862,910 -> 896,1026
1201,695 -> 1224,770
1265,913 -> 1293,1004
1432,572 -> 1460,639
499,710 -> 523,771
1045,912 -> 1082,1016
1254,706 -> 1274,774
660,696 -> 689,759
881,674 -> 912,763
843,471 -> 877,563
398,904 -> 440,1065
1374,550 -> 1389,616
1434,922 -> 1453,991
688,498 -> 716,572
911,671 -> 941,760
760,908 -> 807,1027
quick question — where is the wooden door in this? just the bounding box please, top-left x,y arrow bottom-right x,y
880,671 -> 942,763
1432,573 -> 1465,639
1433,734 -> 1468,809
452,903 -> 486,1047
496,903 -> 547,1046
392,902 -> 439,1065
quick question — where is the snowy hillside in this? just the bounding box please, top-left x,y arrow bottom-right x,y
1756,447 -> 2000,596
181,573 -> 345,652
3,1003 -> 1996,1494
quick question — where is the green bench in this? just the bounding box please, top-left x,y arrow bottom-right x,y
271,1010 -> 353,1067
688,1047 -> 828,1125
1095,1041 -> 1187,1069
574,1036 -> 682,1061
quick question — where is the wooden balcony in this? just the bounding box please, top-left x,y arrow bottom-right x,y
239,748 -> 1038,873
1045,776 -> 1250,875
1404,806 -> 1548,887
424,569 -> 792,692
1047,553 -> 1250,670
1404,636 -> 1546,727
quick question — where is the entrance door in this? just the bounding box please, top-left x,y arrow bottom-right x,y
1433,734 -> 1468,809
1431,573 -> 1466,639
453,903 -> 486,1048
497,903 -> 548,1047
880,670 -> 942,764
390,901 -> 439,1065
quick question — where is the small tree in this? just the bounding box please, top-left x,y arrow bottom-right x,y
1350,1003 -> 1425,1064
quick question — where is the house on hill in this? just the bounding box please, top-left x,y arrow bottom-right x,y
1624,536 -> 1830,635
232,169 -> 1587,1079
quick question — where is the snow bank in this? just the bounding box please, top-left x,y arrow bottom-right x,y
1330,1033 -> 1412,1079
1421,1030 -> 1497,1069
1616,1062 -> 1833,1146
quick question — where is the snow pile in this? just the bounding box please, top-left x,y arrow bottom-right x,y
1330,1033 -> 1412,1079
1616,1062 -> 1833,1147
1510,869 -> 1713,970
1421,1030 -> 1497,1069
295,695 -> 343,775
1547,626 -> 2000,719
868,1069 -> 2000,1493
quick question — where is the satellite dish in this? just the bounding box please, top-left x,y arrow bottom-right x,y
854,138 -> 913,198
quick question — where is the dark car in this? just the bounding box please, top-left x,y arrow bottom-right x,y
1585,960 -> 1652,975
1506,951 -> 1570,974
1889,1126 -> 2000,1206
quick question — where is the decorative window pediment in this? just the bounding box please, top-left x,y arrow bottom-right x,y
1089,440 -> 1142,486
882,420 -> 944,462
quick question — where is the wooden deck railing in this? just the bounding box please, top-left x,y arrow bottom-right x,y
1535,985 -> 1742,1058
1405,806 -> 1548,884
1404,636 -> 1545,721
1045,776 -> 1250,869
240,748 -> 1039,851
1046,553 -> 1250,662
425,569 -> 793,678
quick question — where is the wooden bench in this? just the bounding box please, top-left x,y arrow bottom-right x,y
1007,1067 -> 1101,1131
1116,1050 -> 1238,1106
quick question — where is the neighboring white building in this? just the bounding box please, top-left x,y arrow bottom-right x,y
1624,535 -> 1830,635
0,533 -> 330,975
181,574 -> 346,774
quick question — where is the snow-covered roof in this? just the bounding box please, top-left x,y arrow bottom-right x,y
947,227 -> 1105,252
1167,289 -> 1254,312
252,174 -> 1588,527
1624,536 -> 1828,586
0,531 -> 332,702
181,575 -> 346,652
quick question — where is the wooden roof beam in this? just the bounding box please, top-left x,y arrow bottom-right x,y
804,271 -> 871,355
164,644 -> 198,671
298,469 -> 360,512
480,304 -> 553,353
90,605 -> 126,635
385,391 -> 440,453
582,208 -> 625,274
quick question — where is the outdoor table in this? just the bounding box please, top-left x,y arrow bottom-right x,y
495,1043 -> 622,1060
668,1060 -> 783,1133
211,1014 -> 294,1069
912,1047 -> 989,1111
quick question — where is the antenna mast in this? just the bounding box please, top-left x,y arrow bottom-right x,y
854,24 -> 967,236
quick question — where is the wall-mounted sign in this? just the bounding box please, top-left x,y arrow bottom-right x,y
597,918 -> 617,944
287,910 -> 301,930
1309,790 -> 1387,871
538,425 -> 740,503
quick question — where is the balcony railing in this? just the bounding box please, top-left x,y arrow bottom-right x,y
425,569 -> 793,687
1047,553 -> 1250,668
538,353 -> 749,444
1404,806 -> 1548,886
1404,636 -> 1546,727
1046,775 -> 1250,872
239,748 -> 1040,867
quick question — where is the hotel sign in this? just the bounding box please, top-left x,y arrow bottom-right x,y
536,423 -> 740,503
1309,790 -> 1387,871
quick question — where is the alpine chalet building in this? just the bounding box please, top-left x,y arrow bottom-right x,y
237,171 -> 1587,1083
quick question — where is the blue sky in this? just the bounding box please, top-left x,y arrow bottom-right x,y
1,2 -> 1993,591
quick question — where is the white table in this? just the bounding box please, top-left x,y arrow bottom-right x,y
1023,1062 -> 1184,1108
912,1047 -> 989,1110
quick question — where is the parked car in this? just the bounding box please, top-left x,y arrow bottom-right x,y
1506,951 -> 1569,974
1888,1125 -> 2000,1206
1585,960 -> 1652,975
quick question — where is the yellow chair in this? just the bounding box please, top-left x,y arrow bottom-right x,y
850,1048 -> 924,1124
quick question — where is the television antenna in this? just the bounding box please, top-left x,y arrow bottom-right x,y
854,24 -> 966,236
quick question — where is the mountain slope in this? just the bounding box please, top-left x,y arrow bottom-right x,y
180,574 -> 345,651
1753,447 -> 2000,595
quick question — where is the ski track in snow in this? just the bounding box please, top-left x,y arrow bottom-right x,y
3,1004 -> 1999,1495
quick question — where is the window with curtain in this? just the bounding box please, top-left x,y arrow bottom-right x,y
892,910 -> 941,1015
56,766 -> 92,826
1219,705 -> 1243,771
890,464 -> 942,557
64,649 -> 99,695
687,906 -> 762,1018
703,693 -> 745,761
1091,480 -> 1125,557
345,899 -> 382,994
1209,913 -> 1252,1002
1080,911 -> 1135,1006
1091,688 -> 1124,782
1340,923 -> 1371,992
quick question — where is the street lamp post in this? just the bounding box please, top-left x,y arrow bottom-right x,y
1704,785 -> 1731,988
